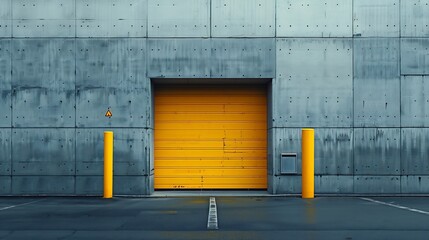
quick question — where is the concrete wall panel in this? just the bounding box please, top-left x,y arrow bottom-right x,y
13,20 -> 75,38
0,20 -> 11,37
77,20 -> 146,38
211,39 -> 275,78
401,38 -> 429,75
75,176 -> 102,195
401,76 -> 429,127
0,0 -> 11,37
315,175 -> 354,194
148,39 -> 210,78
115,176 -> 148,195
12,39 -> 75,88
12,129 -> 75,176
76,0 -> 147,37
76,175 -> 151,196
12,0 -> 75,37
401,176 -> 429,193
0,176 -> 11,195
0,0 -> 11,19
273,175 -> 301,194
76,39 -> 146,88
13,89 -> 75,128
76,0 -> 146,20
277,0 -> 352,37
76,88 -> 150,128
271,128 -> 353,176
13,0 -> 75,19
353,0 -> 400,37
76,129 -> 151,176
12,176 -> 74,195
12,39 -> 75,128
0,129 -> 11,176
76,39 -> 150,128
401,128 -> 429,175
267,128 -> 274,176
274,38 -> 352,127
354,128 -> 400,175
354,38 -> 400,127
401,0 -> 429,37
148,0 -> 209,37
354,176 -> 400,193
0,40 -> 11,127
211,0 -> 275,37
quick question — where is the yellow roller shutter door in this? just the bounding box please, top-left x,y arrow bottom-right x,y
154,85 -> 267,189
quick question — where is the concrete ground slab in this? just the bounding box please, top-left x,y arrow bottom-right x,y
0,197 -> 428,240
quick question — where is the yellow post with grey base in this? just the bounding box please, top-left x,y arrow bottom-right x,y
302,129 -> 314,199
104,131 -> 113,198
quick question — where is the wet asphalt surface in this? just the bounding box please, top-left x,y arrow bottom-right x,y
0,196 -> 428,240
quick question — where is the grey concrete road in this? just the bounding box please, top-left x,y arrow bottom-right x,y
0,196 -> 428,240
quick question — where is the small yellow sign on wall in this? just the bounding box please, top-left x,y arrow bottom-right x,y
105,109 -> 112,118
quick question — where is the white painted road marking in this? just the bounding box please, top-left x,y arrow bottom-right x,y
0,199 -> 45,211
361,198 -> 429,215
207,197 -> 218,230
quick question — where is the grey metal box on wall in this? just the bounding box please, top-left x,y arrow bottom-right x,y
274,38 -> 353,127
276,0 -> 352,37
401,38 -> 429,75
280,153 -> 297,174
353,0 -> 400,37
76,39 -> 150,128
354,38 -> 400,127
12,129 -> 75,176
12,0 -> 75,37
148,0 -> 210,37
76,129 -> 151,176
211,0 -> 275,37
401,0 -> 429,37
210,38 -> 275,78
401,76 -> 429,127
12,39 -> 75,128
76,0 -> 147,37
0,40 -> 11,127
0,129 -> 11,176
354,128 -> 401,175
0,0 -> 11,37
401,128 -> 429,175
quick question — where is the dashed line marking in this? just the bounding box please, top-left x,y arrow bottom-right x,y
207,197 -> 218,230
361,197 -> 429,215
0,199 -> 45,211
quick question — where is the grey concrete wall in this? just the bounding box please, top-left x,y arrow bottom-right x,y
0,0 -> 428,195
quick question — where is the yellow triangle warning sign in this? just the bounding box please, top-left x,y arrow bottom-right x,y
105,109 -> 112,118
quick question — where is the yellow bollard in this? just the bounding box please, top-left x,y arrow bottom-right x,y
104,131 -> 113,198
302,128 -> 314,199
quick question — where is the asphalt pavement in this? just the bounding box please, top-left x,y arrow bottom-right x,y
0,196 -> 428,240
